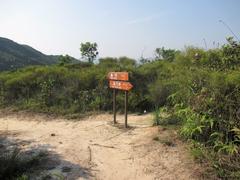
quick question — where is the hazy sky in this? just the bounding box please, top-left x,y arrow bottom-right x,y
1,0 -> 240,59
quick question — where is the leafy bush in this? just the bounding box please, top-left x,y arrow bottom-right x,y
1,37 -> 240,177
0,148 -> 48,180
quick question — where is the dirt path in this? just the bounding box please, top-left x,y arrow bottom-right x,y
0,111 -> 200,180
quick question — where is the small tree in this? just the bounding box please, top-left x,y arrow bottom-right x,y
80,42 -> 99,63
155,47 -> 180,61
58,55 -> 73,66
222,37 -> 240,70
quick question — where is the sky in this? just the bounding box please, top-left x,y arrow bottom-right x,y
0,0 -> 240,59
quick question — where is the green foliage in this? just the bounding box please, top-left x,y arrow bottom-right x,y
58,55 -> 74,66
39,78 -> 55,107
153,107 -> 161,126
151,38 -> 240,177
0,148 -> 47,180
176,107 -> 214,141
191,141 -> 240,179
222,37 -> 240,70
0,37 -> 59,71
153,107 -> 181,126
1,37 -> 240,177
80,42 -> 99,63
155,47 -> 180,61
16,175 -> 28,180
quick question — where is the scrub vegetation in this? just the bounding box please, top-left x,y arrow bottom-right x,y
0,37 -> 240,178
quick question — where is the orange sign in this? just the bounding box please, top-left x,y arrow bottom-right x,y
109,80 -> 133,91
108,72 -> 129,81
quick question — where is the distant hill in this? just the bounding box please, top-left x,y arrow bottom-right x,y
0,37 -> 78,71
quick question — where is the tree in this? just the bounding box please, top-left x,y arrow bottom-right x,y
80,42 -> 99,63
118,57 -> 136,68
99,57 -> 118,68
139,57 -> 151,64
222,37 -> 240,70
155,47 -> 180,61
58,55 -> 73,66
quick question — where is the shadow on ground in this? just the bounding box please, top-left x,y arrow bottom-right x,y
0,130 -> 92,180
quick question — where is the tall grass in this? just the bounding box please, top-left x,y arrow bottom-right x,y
0,148 -> 48,180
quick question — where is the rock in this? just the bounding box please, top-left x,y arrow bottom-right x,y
61,166 -> 72,173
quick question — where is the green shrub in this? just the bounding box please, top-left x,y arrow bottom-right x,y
0,148 -> 48,180
0,38 -> 240,177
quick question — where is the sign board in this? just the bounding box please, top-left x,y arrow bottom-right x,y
108,72 -> 129,81
108,71 -> 133,128
109,80 -> 133,91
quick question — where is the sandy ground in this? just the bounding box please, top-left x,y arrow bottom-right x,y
0,111 -> 201,180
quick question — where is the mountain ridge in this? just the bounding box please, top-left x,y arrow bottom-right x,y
0,37 -> 77,71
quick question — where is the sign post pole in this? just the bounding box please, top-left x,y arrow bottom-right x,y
108,72 -> 133,128
125,90 -> 128,128
113,89 -> 117,124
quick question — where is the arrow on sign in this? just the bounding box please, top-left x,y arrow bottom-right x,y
109,80 -> 133,91
108,72 -> 129,81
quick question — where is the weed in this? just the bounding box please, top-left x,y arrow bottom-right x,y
0,148 -> 48,180
153,107 -> 161,126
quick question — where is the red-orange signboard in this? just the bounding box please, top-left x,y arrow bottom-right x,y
108,71 -> 132,127
108,72 -> 129,81
109,80 -> 133,91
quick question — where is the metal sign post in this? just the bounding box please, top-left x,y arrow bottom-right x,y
125,91 -> 128,128
113,89 -> 116,124
108,72 -> 133,128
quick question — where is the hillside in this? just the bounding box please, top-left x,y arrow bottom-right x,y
0,37 -> 60,71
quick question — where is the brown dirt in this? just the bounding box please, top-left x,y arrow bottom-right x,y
0,111 -> 201,180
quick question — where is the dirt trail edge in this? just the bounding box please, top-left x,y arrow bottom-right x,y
0,111 -> 200,180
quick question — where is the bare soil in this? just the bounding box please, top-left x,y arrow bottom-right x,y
0,111 -> 201,180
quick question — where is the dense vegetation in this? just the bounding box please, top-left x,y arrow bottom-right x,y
0,148 -> 49,180
0,37 -> 240,178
